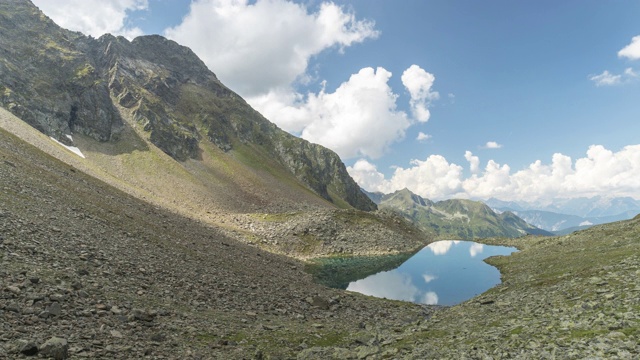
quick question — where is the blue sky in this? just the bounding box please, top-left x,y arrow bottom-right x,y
32,0 -> 640,203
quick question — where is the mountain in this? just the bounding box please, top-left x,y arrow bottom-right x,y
361,188 -> 385,204
508,209 -> 640,233
485,196 -> 640,219
0,0 -> 375,214
6,91 -> 640,358
377,189 -> 552,239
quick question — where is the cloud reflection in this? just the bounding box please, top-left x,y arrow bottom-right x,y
427,240 -> 460,255
469,243 -> 484,257
347,271 -> 439,305
347,271 -> 419,302
422,291 -> 439,305
422,274 -> 437,283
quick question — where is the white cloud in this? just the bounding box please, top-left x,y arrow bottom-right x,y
290,67 -> 411,158
258,65 -> 439,159
416,132 -> 432,142
465,151 -> 480,174
348,155 -> 465,198
164,1 -> 434,160
253,64 -> 440,159
624,67 -> 639,78
590,70 -> 623,86
347,145 -> 640,202
348,159 -> 388,192
483,141 -> 503,149
618,35 -> 640,60
401,65 -> 440,122
165,0 -> 378,97
32,0 -> 148,39
591,35 -> 640,86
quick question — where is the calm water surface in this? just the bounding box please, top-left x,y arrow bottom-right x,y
346,240 -> 517,306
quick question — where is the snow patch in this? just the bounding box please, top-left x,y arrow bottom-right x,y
579,220 -> 593,227
50,137 -> 85,158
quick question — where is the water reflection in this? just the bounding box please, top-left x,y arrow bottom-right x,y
469,242 -> 484,257
347,271 -> 421,303
344,240 -> 517,306
426,240 -> 460,255
422,274 -> 437,283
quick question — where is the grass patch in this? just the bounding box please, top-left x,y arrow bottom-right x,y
569,329 -> 608,339
250,212 -> 300,223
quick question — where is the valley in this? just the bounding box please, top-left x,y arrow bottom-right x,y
1,0 -> 639,358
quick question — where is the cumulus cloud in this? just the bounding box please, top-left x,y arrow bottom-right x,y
591,35 -> 640,86
285,67 -> 412,158
165,0 -> 378,97
347,159 -> 388,192
164,1 -> 436,160
347,144 -> 640,202
483,141 -> 503,149
401,65 -> 440,122
32,0 -> 147,39
465,151 -> 480,174
348,156 -> 465,198
618,35 -> 640,60
252,64 -> 440,159
416,132 -> 432,142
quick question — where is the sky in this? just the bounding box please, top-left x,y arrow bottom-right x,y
31,0 -> 640,203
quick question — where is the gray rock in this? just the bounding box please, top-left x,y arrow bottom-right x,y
132,308 -> 156,322
6,285 -> 20,294
356,345 -> 380,359
39,337 -> 68,359
20,341 -> 38,356
47,302 -> 61,317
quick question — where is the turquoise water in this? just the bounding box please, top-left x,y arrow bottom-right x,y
346,240 -> 517,306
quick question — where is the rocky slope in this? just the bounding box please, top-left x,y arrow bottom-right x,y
377,188 -> 552,239
0,0 -> 374,212
2,125 -> 638,358
0,123 -> 429,359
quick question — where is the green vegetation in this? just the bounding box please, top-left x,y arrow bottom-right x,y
378,188 -> 550,239
305,251 -> 415,289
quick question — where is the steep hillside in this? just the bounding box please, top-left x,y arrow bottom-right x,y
0,123 -> 426,359
378,189 -> 552,239
0,0 -> 375,213
2,125 -> 638,358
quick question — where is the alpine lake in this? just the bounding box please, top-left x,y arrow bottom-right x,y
306,240 -> 518,306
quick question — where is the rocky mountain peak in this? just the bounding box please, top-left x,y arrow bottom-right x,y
0,0 -> 376,211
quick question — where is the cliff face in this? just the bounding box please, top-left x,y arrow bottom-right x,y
0,0 -> 375,211
0,0 -> 123,143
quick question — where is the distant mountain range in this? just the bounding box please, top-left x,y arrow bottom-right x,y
485,196 -> 640,218
366,189 -> 552,240
485,197 -> 640,233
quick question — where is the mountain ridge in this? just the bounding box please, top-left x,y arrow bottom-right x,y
0,0 -> 375,212
375,188 -> 552,239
